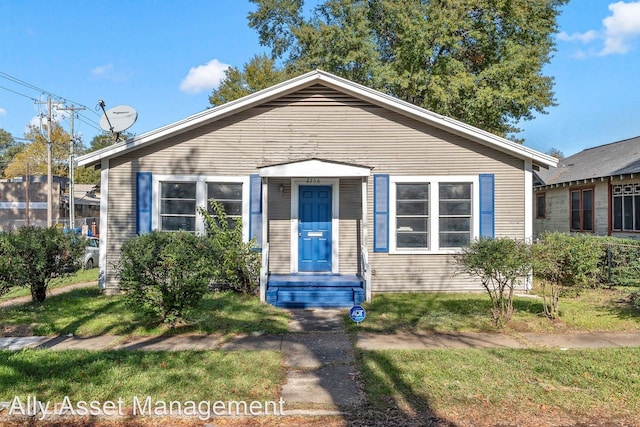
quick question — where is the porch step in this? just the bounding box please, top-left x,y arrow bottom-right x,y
268,274 -> 363,288
266,286 -> 365,308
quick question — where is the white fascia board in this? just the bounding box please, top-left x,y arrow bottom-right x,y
259,159 -> 371,177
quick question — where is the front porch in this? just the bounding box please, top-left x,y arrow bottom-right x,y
256,159 -> 373,308
266,273 -> 365,308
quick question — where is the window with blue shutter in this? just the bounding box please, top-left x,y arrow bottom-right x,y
374,174 -> 389,252
249,174 -> 262,249
136,172 -> 152,235
479,174 -> 495,238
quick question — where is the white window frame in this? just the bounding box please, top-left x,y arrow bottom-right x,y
152,175 -> 250,241
389,176 -> 480,254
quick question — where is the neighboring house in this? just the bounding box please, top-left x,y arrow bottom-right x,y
77,70 -> 557,307
0,176 -> 63,230
533,136 -> 640,239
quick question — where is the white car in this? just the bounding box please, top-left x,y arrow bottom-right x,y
84,237 -> 99,269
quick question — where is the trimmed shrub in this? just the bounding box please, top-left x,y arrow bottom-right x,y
118,231 -> 213,326
455,238 -> 531,326
0,226 -> 85,303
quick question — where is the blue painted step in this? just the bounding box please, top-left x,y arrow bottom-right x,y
267,286 -> 365,308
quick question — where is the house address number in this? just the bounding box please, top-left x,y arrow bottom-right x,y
306,178 -> 321,183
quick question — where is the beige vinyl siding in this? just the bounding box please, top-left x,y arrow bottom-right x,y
103,86 -> 527,292
338,179 -> 362,274
266,179 -> 291,274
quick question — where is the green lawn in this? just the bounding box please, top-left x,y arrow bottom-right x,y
349,287 -> 640,334
358,347 -> 640,425
0,268 -> 99,302
0,349 -> 283,404
0,287 -> 290,337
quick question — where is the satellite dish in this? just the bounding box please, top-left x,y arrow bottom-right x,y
99,105 -> 138,133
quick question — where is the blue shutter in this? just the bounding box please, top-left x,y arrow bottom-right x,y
479,174 -> 495,238
249,174 -> 262,249
136,172 -> 152,235
374,174 -> 390,252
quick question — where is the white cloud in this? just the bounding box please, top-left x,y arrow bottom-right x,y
557,30 -> 598,43
0,107 -> 6,116
600,1 -> 640,55
179,59 -> 230,94
90,63 -> 129,82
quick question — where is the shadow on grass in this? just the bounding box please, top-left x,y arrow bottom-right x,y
350,349 -> 457,427
350,293 -> 547,334
1,288 -> 290,338
601,287 -> 640,322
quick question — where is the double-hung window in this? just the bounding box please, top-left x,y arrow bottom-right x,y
160,182 -> 197,232
154,176 -> 249,238
207,182 -> 243,227
612,183 -> 640,232
390,176 -> 478,252
570,187 -> 593,232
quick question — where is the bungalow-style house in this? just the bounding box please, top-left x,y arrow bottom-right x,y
533,136 -> 640,239
78,70 -> 557,308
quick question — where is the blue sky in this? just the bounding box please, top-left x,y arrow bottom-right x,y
1,1 -> 639,157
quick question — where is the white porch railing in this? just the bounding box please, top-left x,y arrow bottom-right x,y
260,242 -> 269,303
360,243 -> 372,302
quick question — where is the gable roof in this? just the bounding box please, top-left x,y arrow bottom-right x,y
534,136 -> 640,187
78,70 -> 557,169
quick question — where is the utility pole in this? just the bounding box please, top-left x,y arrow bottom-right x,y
35,96 -> 55,227
58,104 -> 86,230
46,97 -> 53,228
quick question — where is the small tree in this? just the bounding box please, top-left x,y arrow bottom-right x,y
0,227 -> 85,303
199,200 -> 260,294
118,231 -> 212,326
455,238 -> 531,326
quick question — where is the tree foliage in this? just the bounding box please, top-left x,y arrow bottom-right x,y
247,0 -> 568,137
209,54 -> 292,107
4,124 -> 73,179
0,226 -> 85,303
455,238 -> 531,326
0,129 -> 24,178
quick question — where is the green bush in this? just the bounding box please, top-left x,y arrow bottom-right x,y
118,231 -> 213,326
600,238 -> 640,287
455,238 -> 531,326
199,200 -> 260,295
0,226 -> 85,303
534,232 -> 602,289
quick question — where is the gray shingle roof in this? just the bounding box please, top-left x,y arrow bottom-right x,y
534,136 -> 640,187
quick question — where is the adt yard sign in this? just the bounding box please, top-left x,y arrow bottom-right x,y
349,305 -> 366,324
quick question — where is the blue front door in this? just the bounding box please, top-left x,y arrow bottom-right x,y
298,185 -> 332,272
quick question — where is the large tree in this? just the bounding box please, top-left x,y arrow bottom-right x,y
4,124 -> 73,179
209,54 -> 292,107
247,0 -> 568,138
0,129 -> 24,178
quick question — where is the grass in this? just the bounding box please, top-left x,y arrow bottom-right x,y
0,288 -> 290,337
348,287 -> 640,334
358,347 -> 640,425
0,268 -> 99,302
0,349 -> 283,404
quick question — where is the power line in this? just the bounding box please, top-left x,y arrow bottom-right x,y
0,71 -> 101,118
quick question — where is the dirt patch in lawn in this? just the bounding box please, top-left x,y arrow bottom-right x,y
0,324 -> 33,337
